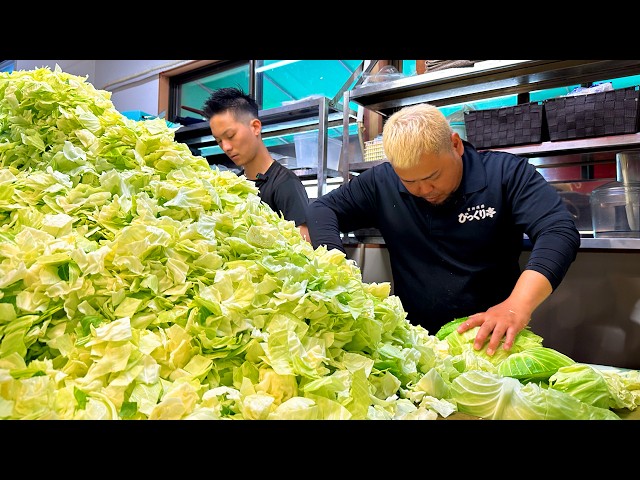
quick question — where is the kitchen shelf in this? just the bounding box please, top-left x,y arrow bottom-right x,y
347,133 -> 640,173
343,60 -> 640,181
347,60 -> 640,117
290,167 -> 342,180
490,133 -> 640,158
348,159 -> 387,172
341,60 -> 640,250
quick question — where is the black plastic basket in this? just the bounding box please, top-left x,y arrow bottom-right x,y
544,86 -> 640,141
464,102 -> 546,149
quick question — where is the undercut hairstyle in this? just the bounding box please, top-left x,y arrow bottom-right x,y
382,103 -> 454,169
202,86 -> 259,123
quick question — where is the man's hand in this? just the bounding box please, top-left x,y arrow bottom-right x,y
457,270 -> 553,355
456,303 -> 531,356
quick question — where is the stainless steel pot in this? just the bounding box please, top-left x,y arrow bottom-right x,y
616,150 -> 640,185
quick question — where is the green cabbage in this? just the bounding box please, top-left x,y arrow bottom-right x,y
497,346 -> 575,383
443,324 -> 544,365
450,370 -> 620,420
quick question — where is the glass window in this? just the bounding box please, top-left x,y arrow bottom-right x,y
171,61 -> 250,125
170,60 -> 364,162
401,60 -> 417,76
170,60 -> 362,125
255,60 -> 361,109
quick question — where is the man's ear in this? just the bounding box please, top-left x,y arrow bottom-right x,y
251,118 -> 262,136
452,131 -> 465,155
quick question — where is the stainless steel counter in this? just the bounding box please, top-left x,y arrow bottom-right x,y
580,237 -> 640,250
343,232 -> 640,250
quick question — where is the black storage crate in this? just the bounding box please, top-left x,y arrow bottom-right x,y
544,86 -> 640,141
464,102 -> 546,149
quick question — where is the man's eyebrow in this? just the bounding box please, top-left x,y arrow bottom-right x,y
213,127 -> 234,139
399,171 -> 437,183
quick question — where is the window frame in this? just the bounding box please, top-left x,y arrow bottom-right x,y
165,60 -> 250,123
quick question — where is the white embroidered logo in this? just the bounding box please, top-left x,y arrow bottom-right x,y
458,204 -> 496,223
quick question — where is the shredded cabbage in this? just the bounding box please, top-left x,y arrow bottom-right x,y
0,65 -> 639,420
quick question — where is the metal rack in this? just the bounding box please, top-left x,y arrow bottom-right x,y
346,60 -> 640,115
340,60 -> 640,250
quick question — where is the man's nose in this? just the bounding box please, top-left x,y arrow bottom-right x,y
415,181 -> 433,196
220,140 -> 232,152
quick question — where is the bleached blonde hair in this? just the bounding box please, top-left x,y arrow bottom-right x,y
382,103 -> 454,169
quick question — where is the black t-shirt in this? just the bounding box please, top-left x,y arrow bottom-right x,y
251,160 -> 309,227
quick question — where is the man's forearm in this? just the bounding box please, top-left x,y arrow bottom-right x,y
306,201 -> 346,253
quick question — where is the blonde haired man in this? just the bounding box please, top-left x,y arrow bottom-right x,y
307,103 -> 579,355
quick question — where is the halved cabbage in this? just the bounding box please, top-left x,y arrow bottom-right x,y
497,346 -> 575,383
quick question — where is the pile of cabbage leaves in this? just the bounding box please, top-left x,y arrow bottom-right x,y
0,66 -> 639,420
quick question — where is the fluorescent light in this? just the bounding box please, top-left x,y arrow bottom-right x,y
255,60 -> 300,73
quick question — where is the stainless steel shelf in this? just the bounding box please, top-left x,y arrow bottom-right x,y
346,134 -> 640,173
490,133 -> 640,157
348,159 -> 387,172
348,60 -> 640,117
289,167 -> 342,180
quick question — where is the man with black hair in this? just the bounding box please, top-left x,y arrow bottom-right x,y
202,87 -> 310,241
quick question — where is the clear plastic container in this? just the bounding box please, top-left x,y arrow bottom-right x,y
294,132 -> 342,170
590,182 -> 640,238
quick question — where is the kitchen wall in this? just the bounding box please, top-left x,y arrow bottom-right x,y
15,60 -> 190,116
